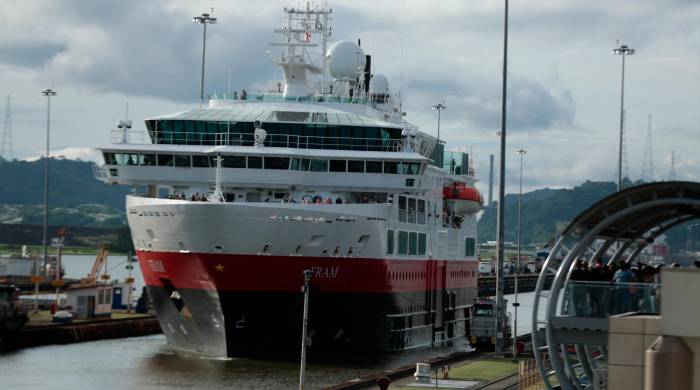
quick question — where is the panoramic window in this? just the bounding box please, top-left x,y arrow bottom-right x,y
347,160 -> 365,172
222,155 -> 246,168
403,162 -> 421,175
329,160 -> 346,172
310,159 -> 328,172
141,154 -> 156,166
192,155 -> 211,168
383,161 -> 400,174
103,153 -> 116,165
157,154 -> 173,167
174,155 -> 191,167
366,161 -> 382,173
264,156 -> 290,170
248,156 -> 262,169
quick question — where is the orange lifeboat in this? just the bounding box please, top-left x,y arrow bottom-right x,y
443,182 -> 484,215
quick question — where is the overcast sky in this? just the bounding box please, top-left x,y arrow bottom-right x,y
1,0 -> 698,195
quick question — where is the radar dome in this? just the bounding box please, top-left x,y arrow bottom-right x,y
326,40 -> 366,79
369,74 -> 389,95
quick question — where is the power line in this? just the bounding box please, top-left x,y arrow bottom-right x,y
0,95 -> 13,160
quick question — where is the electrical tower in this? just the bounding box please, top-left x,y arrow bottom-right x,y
616,109 -> 631,185
0,95 -> 13,160
669,150 -> 677,180
640,114 -> 654,182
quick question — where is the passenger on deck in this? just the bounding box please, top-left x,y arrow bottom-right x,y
335,197 -> 343,204
233,91 -> 238,100
324,198 -> 333,204
241,89 -> 248,100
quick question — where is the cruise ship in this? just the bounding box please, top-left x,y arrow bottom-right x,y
94,5 -> 482,358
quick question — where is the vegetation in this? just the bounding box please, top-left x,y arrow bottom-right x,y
0,158 -> 129,228
478,180 -> 618,244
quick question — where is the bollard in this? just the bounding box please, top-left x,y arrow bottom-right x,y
376,377 -> 391,390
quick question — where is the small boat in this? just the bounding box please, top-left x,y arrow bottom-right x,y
443,182 -> 484,215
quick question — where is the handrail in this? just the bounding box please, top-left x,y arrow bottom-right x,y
562,280 -> 661,317
111,130 -> 404,152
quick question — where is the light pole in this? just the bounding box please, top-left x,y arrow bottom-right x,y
494,0 -> 509,357
299,269 -> 312,390
36,88 -> 56,313
513,148 -> 526,360
193,12 -> 217,108
611,42 -> 634,191
432,103 -> 447,141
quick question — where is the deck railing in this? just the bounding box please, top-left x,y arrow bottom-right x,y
561,281 -> 660,317
111,130 -> 404,152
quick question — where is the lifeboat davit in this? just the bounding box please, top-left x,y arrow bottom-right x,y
443,182 -> 484,215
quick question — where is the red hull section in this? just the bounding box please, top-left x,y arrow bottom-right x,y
136,251 -> 478,293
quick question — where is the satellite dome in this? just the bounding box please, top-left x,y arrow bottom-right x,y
326,40 -> 366,79
369,74 -> 389,95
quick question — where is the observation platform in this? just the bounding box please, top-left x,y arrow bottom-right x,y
531,181 -> 700,389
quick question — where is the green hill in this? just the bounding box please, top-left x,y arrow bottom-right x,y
478,180 -> 625,244
0,157 -> 130,227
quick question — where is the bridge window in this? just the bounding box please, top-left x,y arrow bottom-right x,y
383,161 -> 400,174
174,155 -> 191,167
222,155 -> 246,168
141,154 -> 156,166
329,160 -> 346,172
310,159 -> 328,172
366,161 -> 382,173
103,152 -> 116,165
248,156 -> 262,169
192,155 -> 211,168
157,154 -> 173,166
264,156 -> 290,170
465,237 -> 476,257
402,162 -> 421,175
348,160 -> 365,172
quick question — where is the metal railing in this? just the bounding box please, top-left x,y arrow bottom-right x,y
111,130 -> 404,152
209,92 -> 373,105
561,281 -> 660,317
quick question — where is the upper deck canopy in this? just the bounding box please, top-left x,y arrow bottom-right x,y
146,101 -> 403,129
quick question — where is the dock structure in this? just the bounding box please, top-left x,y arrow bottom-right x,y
0,315 -> 160,351
531,181 -> 700,389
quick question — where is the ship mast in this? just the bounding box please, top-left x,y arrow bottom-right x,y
269,3 -> 332,98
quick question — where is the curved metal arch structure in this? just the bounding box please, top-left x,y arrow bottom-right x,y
531,181 -> 700,389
